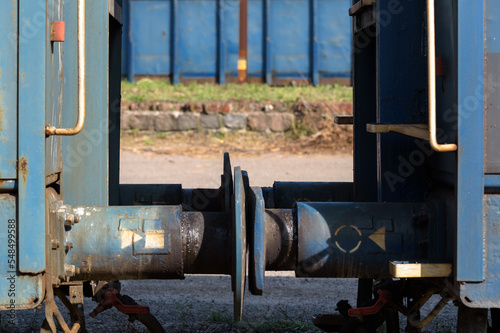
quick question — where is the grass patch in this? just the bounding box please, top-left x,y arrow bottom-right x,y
122,79 -> 352,103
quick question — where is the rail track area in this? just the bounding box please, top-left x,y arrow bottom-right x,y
2,153 -> 459,332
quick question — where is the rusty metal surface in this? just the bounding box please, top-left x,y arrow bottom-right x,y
18,0 -> 47,274
238,0 -> 248,83
264,209 -> 296,271
67,206 -> 183,281
0,0 -> 18,179
50,21 -> 66,42
0,194 -> 44,311
0,180 -> 16,193
181,212 -> 232,274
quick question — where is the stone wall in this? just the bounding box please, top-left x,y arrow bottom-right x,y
121,101 -> 352,133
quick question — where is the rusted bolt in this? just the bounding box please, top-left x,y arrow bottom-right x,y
65,214 -> 76,226
65,242 -> 74,251
65,264 -> 77,277
51,240 -> 60,250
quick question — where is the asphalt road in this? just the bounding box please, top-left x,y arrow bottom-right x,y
119,151 -> 354,188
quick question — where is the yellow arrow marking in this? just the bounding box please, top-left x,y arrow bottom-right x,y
369,226 -> 386,251
121,230 -> 143,249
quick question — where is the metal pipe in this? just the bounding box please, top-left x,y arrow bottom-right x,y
427,0 -> 457,152
182,212 -> 232,274
67,207 -> 233,280
264,209 -> 297,270
46,0 -> 86,136
238,0 -> 248,83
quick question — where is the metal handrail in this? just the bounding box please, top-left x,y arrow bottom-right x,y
427,0 -> 457,152
46,0 -> 86,137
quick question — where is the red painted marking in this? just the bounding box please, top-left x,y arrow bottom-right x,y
50,22 -> 65,42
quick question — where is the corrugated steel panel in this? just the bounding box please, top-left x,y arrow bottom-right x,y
122,0 -> 352,83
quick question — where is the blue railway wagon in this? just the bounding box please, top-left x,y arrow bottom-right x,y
122,0 -> 352,85
0,0 -> 499,332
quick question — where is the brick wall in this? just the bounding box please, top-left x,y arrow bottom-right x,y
121,101 -> 352,133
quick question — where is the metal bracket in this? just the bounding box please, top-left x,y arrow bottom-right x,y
335,116 -> 354,125
367,123 -> 430,140
349,0 -> 375,16
390,261 -> 452,278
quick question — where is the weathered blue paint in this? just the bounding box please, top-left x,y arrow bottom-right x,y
217,0 -> 226,83
456,0 -> 485,282
310,0 -> 318,86
172,0 -> 180,83
247,0 -> 264,78
0,180 -> 16,192
485,175 -> 500,188
264,0 -> 271,84
179,0 -> 218,77
45,0 -> 64,177
460,195 -> 500,308
484,0 -> 500,174
61,0 -> 110,207
317,0 -> 351,79
0,0 -> 18,179
18,0 -> 47,273
486,0 -> 500,53
0,195 -> 43,310
66,205 -> 183,280
248,187 -> 265,296
122,0 -> 351,83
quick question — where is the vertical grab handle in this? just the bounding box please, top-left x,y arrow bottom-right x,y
46,0 -> 86,137
427,0 -> 457,152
